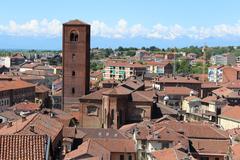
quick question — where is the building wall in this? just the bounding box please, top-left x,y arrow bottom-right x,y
111,153 -> 136,160
79,101 -> 102,128
0,57 -> 11,68
218,117 -> 240,130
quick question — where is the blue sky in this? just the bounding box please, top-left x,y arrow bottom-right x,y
1,0 -> 240,49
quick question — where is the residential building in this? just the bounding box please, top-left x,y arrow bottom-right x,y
145,61 -> 173,75
0,77 -> 35,111
103,60 -> 146,80
157,86 -> 198,109
152,75 -> 202,93
0,56 -> 11,68
210,53 -> 236,65
120,118 -> 230,160
35,84 -> 51,107
10,53 -> 26,66
208,65 -> 224,82
218,105 -> 240,130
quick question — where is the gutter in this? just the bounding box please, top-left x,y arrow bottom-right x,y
45,135 -> 51,160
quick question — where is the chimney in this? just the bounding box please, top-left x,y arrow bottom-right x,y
21,115 -> 27,122
7,121 -> 12,128
30,125 -> 34,132
50,112 -> 55,118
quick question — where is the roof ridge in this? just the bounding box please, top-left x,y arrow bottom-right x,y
15,113 -> 39,134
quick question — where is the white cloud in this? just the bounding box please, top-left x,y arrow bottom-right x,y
1,18 -> 240,40
0,19 -> 62,37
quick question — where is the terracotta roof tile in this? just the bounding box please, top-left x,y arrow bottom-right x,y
64,139 -> 110,160
0,79 -> 35,92
131,90 -> 156,102
201,95 -> 217,103
158,87 -> 198,96
12,101 -> 41,112
105,60 -> 145,68
35,84 -> 50,93
64,19 -> 90,25
219,105 -> 240,121
80,88 -> 110,101
94,138 -> 136,153
190,139 -> 229,155
0,113 -> 63,143
232,144 -> 240,160
152,148 -> 188,160
102,86 -> 132,95
155,75 -> 201,84
0,134 -> 49,160
212,87 -> 234,97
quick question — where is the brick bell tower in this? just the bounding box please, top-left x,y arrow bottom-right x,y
63,20 -> 90,111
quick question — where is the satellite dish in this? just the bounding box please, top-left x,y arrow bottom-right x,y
164,96 -> 169,101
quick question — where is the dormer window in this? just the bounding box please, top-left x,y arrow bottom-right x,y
70,30 -> 78,42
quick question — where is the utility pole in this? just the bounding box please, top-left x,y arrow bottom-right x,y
202,45 -> 207,82
173,48 -> 176,75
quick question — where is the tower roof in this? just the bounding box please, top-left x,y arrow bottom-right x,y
63,19 -> 90,26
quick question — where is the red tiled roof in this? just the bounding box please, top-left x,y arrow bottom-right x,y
232,144 -> 240,160
0,113 -> 63,143
155,75 -> 201,84
212,87 -> 234,97
146,61 -> 170,67
201,82 -> 221,88
190,139 -> 229,155
64,19 -> 90,25
158,87 -> 198,96
222,80 -> 240,89
219,105 -> 240,121
102,86 -> 132,95
154,120 -> 229,139
152,148 -> 188,160
201,96 -> 217,103
12,101 -> 41,112
64,139 -> 110,160
0,79 -> 35,92
94,138 -> 136,153
131,90 -> 156,102
105,60 -> 145,68
80,88 -> 110,101
35,84 -> 50,93
0,134 -> 49,160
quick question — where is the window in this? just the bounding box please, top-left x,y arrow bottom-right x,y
72,71 -> 75,76
162,142 -> 169,149
200,157 -> 209,160
120,155 -> 124,160
87,106 -> 98,116
72,88 -> 75,94
128,155 -> 132,160
111,109 -> 114,125
72,53 -> 76,60
70,30 -> 78,41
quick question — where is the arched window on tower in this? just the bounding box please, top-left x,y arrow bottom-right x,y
70,30 -> 78,42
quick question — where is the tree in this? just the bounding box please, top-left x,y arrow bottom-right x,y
176,60 -> 190,74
